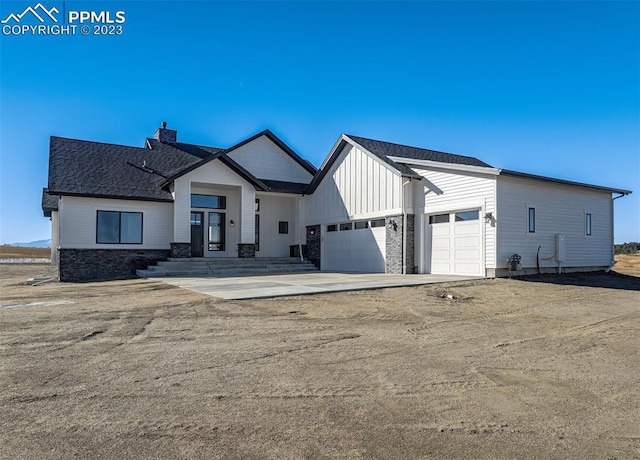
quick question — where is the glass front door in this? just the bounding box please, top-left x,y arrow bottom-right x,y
190,212 -> 204,257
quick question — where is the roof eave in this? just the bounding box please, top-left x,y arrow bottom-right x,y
47,191 -> 174,203
499,169 -> 632,195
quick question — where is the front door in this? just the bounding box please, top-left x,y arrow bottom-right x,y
190,212 -> 204,257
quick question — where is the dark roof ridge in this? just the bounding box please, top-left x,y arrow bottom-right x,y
345,134 -> 490,166
51,135 -> 150,151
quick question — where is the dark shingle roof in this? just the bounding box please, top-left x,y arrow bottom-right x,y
45,133 -> 314,209
346,135 -> 492,168
47,137 -> 205,201
42,188 -> 58,217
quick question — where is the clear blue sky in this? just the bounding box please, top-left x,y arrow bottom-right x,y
1,1 -> 638,244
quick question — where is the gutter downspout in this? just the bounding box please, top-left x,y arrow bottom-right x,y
608,192 -> 628,271
402,178 -> 411,274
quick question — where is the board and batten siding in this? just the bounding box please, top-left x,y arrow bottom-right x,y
496,177 -> 613,270
227,136 -> 314,184
305,143 -> 403,224
412,167 -> 497,271
58,196 -> 173,249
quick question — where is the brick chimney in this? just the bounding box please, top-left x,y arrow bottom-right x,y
154,121 -> 177,143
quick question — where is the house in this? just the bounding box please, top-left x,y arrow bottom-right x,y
42,123 -> 631,281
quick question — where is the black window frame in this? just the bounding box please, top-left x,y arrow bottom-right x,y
354,221 -> 369,230
528,207 -> 536,233
455,210 -> 479,221
208,211 -> 226,251
585,212 -> 592,236
255,213 -> 260,251
190,194 -> 227,209
370,219 -> 385,228
327,224 -> 337,232
429,213 -> 450,224
278,221 -> 289,234
339,223 -> 352,231
96,211 -> 143,244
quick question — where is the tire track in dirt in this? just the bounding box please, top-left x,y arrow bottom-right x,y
406,291 -> 615,337
494,312 -> 639,348
150,332 -> 361,381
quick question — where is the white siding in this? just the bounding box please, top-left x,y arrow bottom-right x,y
255,194 -> 296,257
496,177 -> 613,269
412,167 -> 497,270
227,135 -> 313,183
51,210 -> 59,263
305,143 -> 403,224
58,196 -> 173,249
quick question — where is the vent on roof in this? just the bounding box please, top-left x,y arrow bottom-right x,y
154,121 -> 177,143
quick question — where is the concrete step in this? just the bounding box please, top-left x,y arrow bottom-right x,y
165,257 -> 301,264
137,265 -> 318,278
143,263 -> 317,274
137,257 -> 318,278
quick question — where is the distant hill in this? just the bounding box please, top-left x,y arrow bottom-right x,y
9,239 -> 51,248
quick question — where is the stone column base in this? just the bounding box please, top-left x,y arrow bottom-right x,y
306,225 -> 321,268
237,243 -> 256,258
170,243 -> 191,258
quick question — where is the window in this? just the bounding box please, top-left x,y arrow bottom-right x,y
429,213 -> 450,224
327,224 -> 337,232
370,219 -> 385,228
528,207 -> 536,233
96,211 -> 142,244
208,212 -> 226,251
455,210 -> 479,221
354,221 -> 369,229
255,214 -> 260,251
279,221 -> 289,234
255,199 -> 260,212
586,213 -> 592,236
339,223 -> 352,231
191,194 -> 226,209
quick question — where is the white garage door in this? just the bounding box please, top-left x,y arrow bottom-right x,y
323,221 -> 386,272
428,210 -> 482,276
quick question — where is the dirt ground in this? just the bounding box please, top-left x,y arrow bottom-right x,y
1,264 -> 639,459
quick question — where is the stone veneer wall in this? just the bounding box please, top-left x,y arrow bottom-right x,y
237,243 -> 256,258
306,225 -> 321,268
59,249 -> 170,282
385,214 -> 415,274
170,243 -> 191,258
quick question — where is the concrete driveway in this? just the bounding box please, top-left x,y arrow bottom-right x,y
154,272 -> 481,300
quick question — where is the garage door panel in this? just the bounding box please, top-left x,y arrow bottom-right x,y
454,236 -> 479,247
454,262 -> 481,275
432,238 -> 450,249
454,223 -> 479,235
433,226 -> 451,236
428,210 -> 482,276
323,226 -> 385,272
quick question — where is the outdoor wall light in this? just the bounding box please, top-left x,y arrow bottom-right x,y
390,220 -> 398,231
309,229 -> 315,236
484,212 -> 494,223
229,220 -> 235,227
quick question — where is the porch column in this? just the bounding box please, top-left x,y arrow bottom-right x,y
170,177 -> 191,258
237,185 -> 256,258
